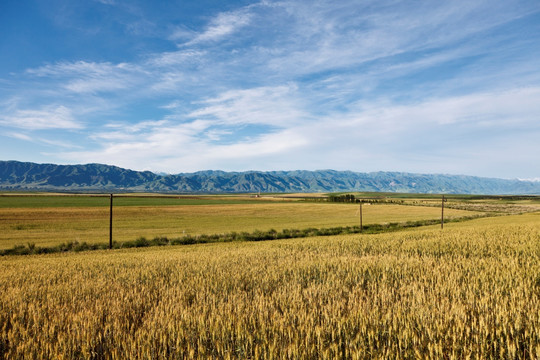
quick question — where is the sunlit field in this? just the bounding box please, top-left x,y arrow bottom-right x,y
1,213 -> 539,358
0,195 -> 477,249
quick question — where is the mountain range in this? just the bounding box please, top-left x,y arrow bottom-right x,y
1,160 -> 539,194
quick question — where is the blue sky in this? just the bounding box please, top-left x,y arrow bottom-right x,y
1,0 -> 540,179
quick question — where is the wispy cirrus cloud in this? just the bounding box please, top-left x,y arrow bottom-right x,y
59,85 -> 540,173
5,132 -> 33,141
4,131 -> 81,150
188,84 -> 308,127
263,1 -> 539,78
17,0 -> 539,100
343,87 -> 540,133
0,105 -> 83,130
93,0 -> 116,5
60,119 -> 308,172
183,8 -> 253,46
26,61 -> 146,94
2,0 -> 540,177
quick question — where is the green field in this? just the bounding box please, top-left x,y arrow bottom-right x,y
0,194 -> 483,249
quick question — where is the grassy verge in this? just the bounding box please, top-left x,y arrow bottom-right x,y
0,214 -> 487,256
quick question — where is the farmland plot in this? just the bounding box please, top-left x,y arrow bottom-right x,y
0,214 -> 539,358
0,198 -> 476,248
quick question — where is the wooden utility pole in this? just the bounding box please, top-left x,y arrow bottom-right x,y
441,195 -> 447,229
359,201 -> 363,233
109,194 -> 113,249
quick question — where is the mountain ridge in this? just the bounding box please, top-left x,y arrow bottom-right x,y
1,160 -> 539,195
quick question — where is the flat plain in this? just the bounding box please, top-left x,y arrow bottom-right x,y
1,193 -> 539,358
0,194 -> 477,249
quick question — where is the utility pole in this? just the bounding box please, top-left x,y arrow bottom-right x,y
441,195 -> 447,229
109,194 -> 113,249
359,201 -> 363,233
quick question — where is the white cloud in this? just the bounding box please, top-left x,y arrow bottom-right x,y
4,0 -> 540,177
40,138 -> 82,149
149,49 -> 205,68
54,83 -> 540,175
263,1 -> 540,79
168,26 -> 195,42
3,131 -> 81,149
207,128 -> 308,159
185,8 -> 253,45
0,105 -> 83,130
188,84 -> 307,127
160,101 -> 182,110
91,120 -> 172,141
93,0 -> 115,5
4,132 -> 33,141
348,87 -> 540,131
59,108 -> 310,172
150,72 -> 186,92
27,61 -> 145,94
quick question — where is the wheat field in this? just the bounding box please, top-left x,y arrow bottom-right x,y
0,201 -> 475,249
1,213 -> 539,358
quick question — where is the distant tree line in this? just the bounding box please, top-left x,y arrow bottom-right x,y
327,194 -> 405,204
328,194 -> 358,203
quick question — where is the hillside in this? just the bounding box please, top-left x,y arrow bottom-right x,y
1,160 -> 539,194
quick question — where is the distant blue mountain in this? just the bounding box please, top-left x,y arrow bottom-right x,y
1,160 -> 539,194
